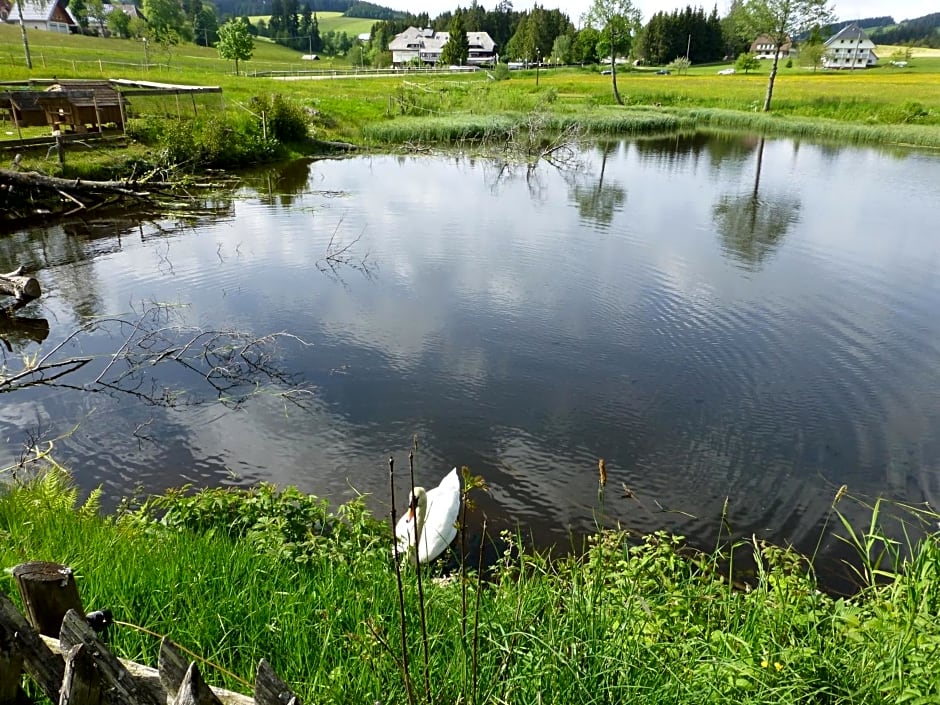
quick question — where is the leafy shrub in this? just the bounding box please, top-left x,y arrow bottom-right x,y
127,114 -> 277,171
122,483 -> 386,563
250,94 -> 309,142
492,62 -> 511,81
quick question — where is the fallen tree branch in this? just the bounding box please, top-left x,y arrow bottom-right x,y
0,266 -> 42,312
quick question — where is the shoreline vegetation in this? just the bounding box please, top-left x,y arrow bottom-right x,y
2,24 -> 940,186
2,459 -> 940,704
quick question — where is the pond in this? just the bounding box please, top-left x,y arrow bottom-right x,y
3,132 -> 940,580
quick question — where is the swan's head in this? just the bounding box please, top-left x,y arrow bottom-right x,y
405,487 -> 428,523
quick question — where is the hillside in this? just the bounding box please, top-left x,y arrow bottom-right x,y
245,11 -> 377,38
870,13 -> 940,48
830,13 -> 940,48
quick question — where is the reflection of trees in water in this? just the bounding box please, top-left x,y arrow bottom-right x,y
0,200 -> 234,321
248,159 -> 316,207
712,138 -> 801,271
565,141 -> 626,227
632,131 -> 761,172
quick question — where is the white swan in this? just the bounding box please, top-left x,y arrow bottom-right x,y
395,467 -> 461,564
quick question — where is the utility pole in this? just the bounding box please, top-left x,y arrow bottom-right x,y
686,33 -> 691,60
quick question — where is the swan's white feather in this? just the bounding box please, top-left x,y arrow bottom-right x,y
395,467 -> 460,564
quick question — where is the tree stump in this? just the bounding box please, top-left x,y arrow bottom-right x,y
12,563 -> 84,638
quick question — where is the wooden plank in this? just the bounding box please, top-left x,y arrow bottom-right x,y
0,620 -> 28,705
58,609 -> 159,705
158,638 -> 190,699
40,634 -> 255,705
59,643 -> 104,705
172,663 -> 222,705
0,592 -> 65,703
253,660 -> 299,705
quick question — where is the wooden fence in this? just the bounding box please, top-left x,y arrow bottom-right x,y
0,562 -> 300,705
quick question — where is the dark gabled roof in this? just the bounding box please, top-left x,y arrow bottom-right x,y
825,23 -> 871,45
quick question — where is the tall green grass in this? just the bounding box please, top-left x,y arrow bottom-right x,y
3,462 -> 940,704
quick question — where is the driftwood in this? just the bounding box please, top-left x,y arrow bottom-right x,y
0,267 -> 41,312
0,168 -> 237,228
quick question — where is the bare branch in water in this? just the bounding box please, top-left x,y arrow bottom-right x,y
317,218 -> 376,285
0,301 -> 317,411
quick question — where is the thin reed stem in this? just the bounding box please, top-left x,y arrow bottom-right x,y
471,518 -> 487,705
459,469 -> 469,704
388,455 -> 416,705
409,449 -> 432,705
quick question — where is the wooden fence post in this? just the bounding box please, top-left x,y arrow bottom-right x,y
60,643 -> 103,705
173,663 -> 222,705
59,610 -> 160,705
0,623 -> 28,705
0,592 -> 66,702
254,660 -> 299,705
12,563 -> 83,638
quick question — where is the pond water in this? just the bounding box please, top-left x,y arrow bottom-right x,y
3,133 -> 940,579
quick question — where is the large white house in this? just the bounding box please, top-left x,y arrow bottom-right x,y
388,26 -> 496,66
0,0 -> 76,32
823,23 -> 878,68
749,34 -> 796,61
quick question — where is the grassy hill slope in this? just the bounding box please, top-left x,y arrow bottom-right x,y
247,11 -> 377,37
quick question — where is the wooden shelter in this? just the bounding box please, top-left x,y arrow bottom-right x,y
38,81 -> 126,132
0,90 -> 48,128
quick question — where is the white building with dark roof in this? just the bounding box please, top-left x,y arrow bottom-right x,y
824,23 -> 878,68
0,0 -> 76,32
388,26 -> 496,66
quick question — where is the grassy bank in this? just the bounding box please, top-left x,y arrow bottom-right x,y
3,24 -> 940,179
2,463 -> 940,704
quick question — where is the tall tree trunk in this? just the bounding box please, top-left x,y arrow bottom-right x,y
16,0 -> 33,70
609,26 -> 622,106
762,50 -> 781,112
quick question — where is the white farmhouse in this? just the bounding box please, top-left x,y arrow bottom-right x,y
0,0 -> 76,32
388,26 -> 496,66
823,24 -> 878,69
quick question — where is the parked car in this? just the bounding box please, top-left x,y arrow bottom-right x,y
717,68 -> 736,75
601,69 -> 612,75
655,69 -> 671,75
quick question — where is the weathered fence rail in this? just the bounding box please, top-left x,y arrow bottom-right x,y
0,562 -> 299,705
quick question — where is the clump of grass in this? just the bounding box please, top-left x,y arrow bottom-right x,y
3,461 -> 940,704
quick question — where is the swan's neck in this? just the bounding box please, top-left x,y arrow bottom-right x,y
411,489 -> 428,560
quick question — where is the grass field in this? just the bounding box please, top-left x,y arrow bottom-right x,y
247,11 -> 377,38
3,467 -> 940,705
877,44 -> 940,58
2,24 -> 940,156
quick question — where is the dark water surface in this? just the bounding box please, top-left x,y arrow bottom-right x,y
3,133 -> 940,575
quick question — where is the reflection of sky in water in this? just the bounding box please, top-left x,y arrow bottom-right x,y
3,134 -> 940,568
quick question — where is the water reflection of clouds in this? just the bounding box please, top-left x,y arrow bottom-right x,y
6,136 -> 940,566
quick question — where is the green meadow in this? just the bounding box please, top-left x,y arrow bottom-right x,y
2,465 -> 940,705
246,11 -> 378,38
2,24 -> 940,172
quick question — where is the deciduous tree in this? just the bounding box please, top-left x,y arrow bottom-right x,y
217,18 -> 254,76
106,8 -> 132,38
741,0 -> 834,111
735,51 -> 760,73
582,0 -> 641,105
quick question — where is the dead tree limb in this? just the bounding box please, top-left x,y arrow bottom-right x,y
0,267 -> 41,311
